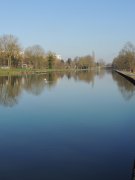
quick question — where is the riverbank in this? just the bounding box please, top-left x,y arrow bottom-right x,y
0,68 -> 94,76
0,68 -> 43,76
115,70 -> 135,85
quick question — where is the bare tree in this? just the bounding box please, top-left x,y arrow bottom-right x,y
0,34 -> 21,67
77,55 -> 95,69
24,45 -> 46,69
112,42 -> 135,71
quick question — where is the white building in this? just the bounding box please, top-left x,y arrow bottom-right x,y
55,54 -> 62,60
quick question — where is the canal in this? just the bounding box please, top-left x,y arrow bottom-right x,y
0,70 -> 135,180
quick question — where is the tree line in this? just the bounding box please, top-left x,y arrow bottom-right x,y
0,34 -> 97,70
112,42 -> 135,72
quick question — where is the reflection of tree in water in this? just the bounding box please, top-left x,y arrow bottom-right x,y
0,71 -> 98,107
76,70 -> 95,84
23,75 -> 46,96
96,68 -> 106,79
112,72 -> 135,100
65,70 -> 95,85
23,73 -> 62,95
0,76 -> 22,107
65,71 -> 75,80
1,71 -> 134,107
45,72 -> 60,89
0,73 -> 60,107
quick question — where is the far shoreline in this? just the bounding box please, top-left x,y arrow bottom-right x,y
0,67 -> 101,76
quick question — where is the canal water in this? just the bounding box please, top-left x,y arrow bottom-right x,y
0,70 -> 135,180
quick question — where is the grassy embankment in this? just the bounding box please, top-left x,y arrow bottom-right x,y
0,68 -> 79,76
0,68 -> 35,76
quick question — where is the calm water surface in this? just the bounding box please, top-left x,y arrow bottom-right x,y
0,70 -> 135,180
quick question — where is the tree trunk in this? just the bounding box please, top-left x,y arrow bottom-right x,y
8,56 -> 11,68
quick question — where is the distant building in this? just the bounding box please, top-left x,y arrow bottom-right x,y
55,54 -> 62,60
20,51 -> 24,55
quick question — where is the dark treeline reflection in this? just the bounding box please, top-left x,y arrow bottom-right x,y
0,70 -> 98,107
65,70 -> 96,84
1,70 -> 134,107
112,71 -> 135,100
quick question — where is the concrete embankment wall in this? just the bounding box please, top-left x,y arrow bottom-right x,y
115,70 -> 135,85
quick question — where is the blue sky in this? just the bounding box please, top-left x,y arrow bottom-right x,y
0,0 -> 135,62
